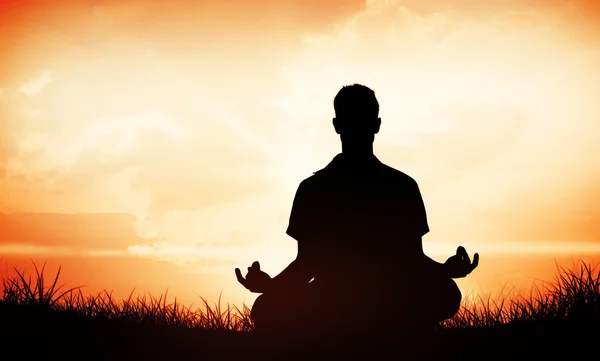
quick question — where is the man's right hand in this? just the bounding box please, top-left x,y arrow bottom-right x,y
235,261 -> 272,293
444,246 -> 479,279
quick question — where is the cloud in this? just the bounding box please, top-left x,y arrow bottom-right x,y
423,240 -> 600,256
379,105 -> 526,185
127,241 -> 241,274
0,89 -> 20,182
18,70 -> 52,95
0,212 -> 145,249
475,174 -> 600,242
127,126 -> 278,212
269,0 -> 600,246
2,90 -> 279,213
0,244 -> 131,257
2,0 -> 599,284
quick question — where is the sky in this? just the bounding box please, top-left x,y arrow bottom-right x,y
1,0 -> 599,307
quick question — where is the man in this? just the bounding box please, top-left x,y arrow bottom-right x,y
235,84 -> 479,339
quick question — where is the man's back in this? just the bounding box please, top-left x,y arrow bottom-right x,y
286,153 -> 430,291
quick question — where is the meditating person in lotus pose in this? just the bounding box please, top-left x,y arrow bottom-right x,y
235,84 -> 479,340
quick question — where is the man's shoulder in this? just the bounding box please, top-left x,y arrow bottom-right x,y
377,162 -> 418,186
292,169 -> 332,194
296,171 -> 323,189
304,159 -> 419,187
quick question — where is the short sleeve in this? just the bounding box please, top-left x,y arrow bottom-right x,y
410,180 -> 430,238
286,181 -> 315,243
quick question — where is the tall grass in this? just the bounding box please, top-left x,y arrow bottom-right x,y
441,261 -> 600,328
1,261 -> 254,331
2,262 -> 82,308
1,260 -> 598,331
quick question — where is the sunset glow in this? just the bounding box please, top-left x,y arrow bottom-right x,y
1,0 -> 599,307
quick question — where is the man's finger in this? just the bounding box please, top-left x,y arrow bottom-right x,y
235,268 -> 247,286
462,249 -> 471,265
457,246 -> 467,262
470,253 -> 480,271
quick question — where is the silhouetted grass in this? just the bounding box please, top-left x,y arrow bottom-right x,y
0,261 -> 254,332
441,260 -> 600,328
1,260 -> 598,332
2,262 -> 82,308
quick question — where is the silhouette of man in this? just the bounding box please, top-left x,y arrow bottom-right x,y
236,84 -> 479,340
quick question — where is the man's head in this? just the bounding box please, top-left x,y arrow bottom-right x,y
333,84 -> 381,146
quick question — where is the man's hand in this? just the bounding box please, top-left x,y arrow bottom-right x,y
444,246 -> 479,279
235,261 -> 272,293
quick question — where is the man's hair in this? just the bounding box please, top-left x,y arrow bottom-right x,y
333,84 -> 379,120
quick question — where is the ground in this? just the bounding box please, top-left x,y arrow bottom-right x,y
1,302 -> 597,361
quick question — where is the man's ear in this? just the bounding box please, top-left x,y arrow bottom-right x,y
373,117 -> 381,134
333,117 -> 341,134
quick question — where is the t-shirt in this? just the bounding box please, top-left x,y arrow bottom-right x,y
285,153 -> 429,287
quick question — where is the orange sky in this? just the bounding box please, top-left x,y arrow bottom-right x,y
1,0 -> 599,307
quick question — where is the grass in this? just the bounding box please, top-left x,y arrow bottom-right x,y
0,260 -> 598,360
2,260 -> 598,331
1,261 -> 254,332
441,261 -> 600,328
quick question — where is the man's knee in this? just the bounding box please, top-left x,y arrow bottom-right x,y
438,278 -> 462,321
250,293 -> 275,329
250,290 -> 306,331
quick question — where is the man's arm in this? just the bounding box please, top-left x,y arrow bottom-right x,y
420,244 -> 446,273
235,240 -> 316,293
265,179 -> 316,292
403,235 -> 446,275
265,240 -> 315,292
